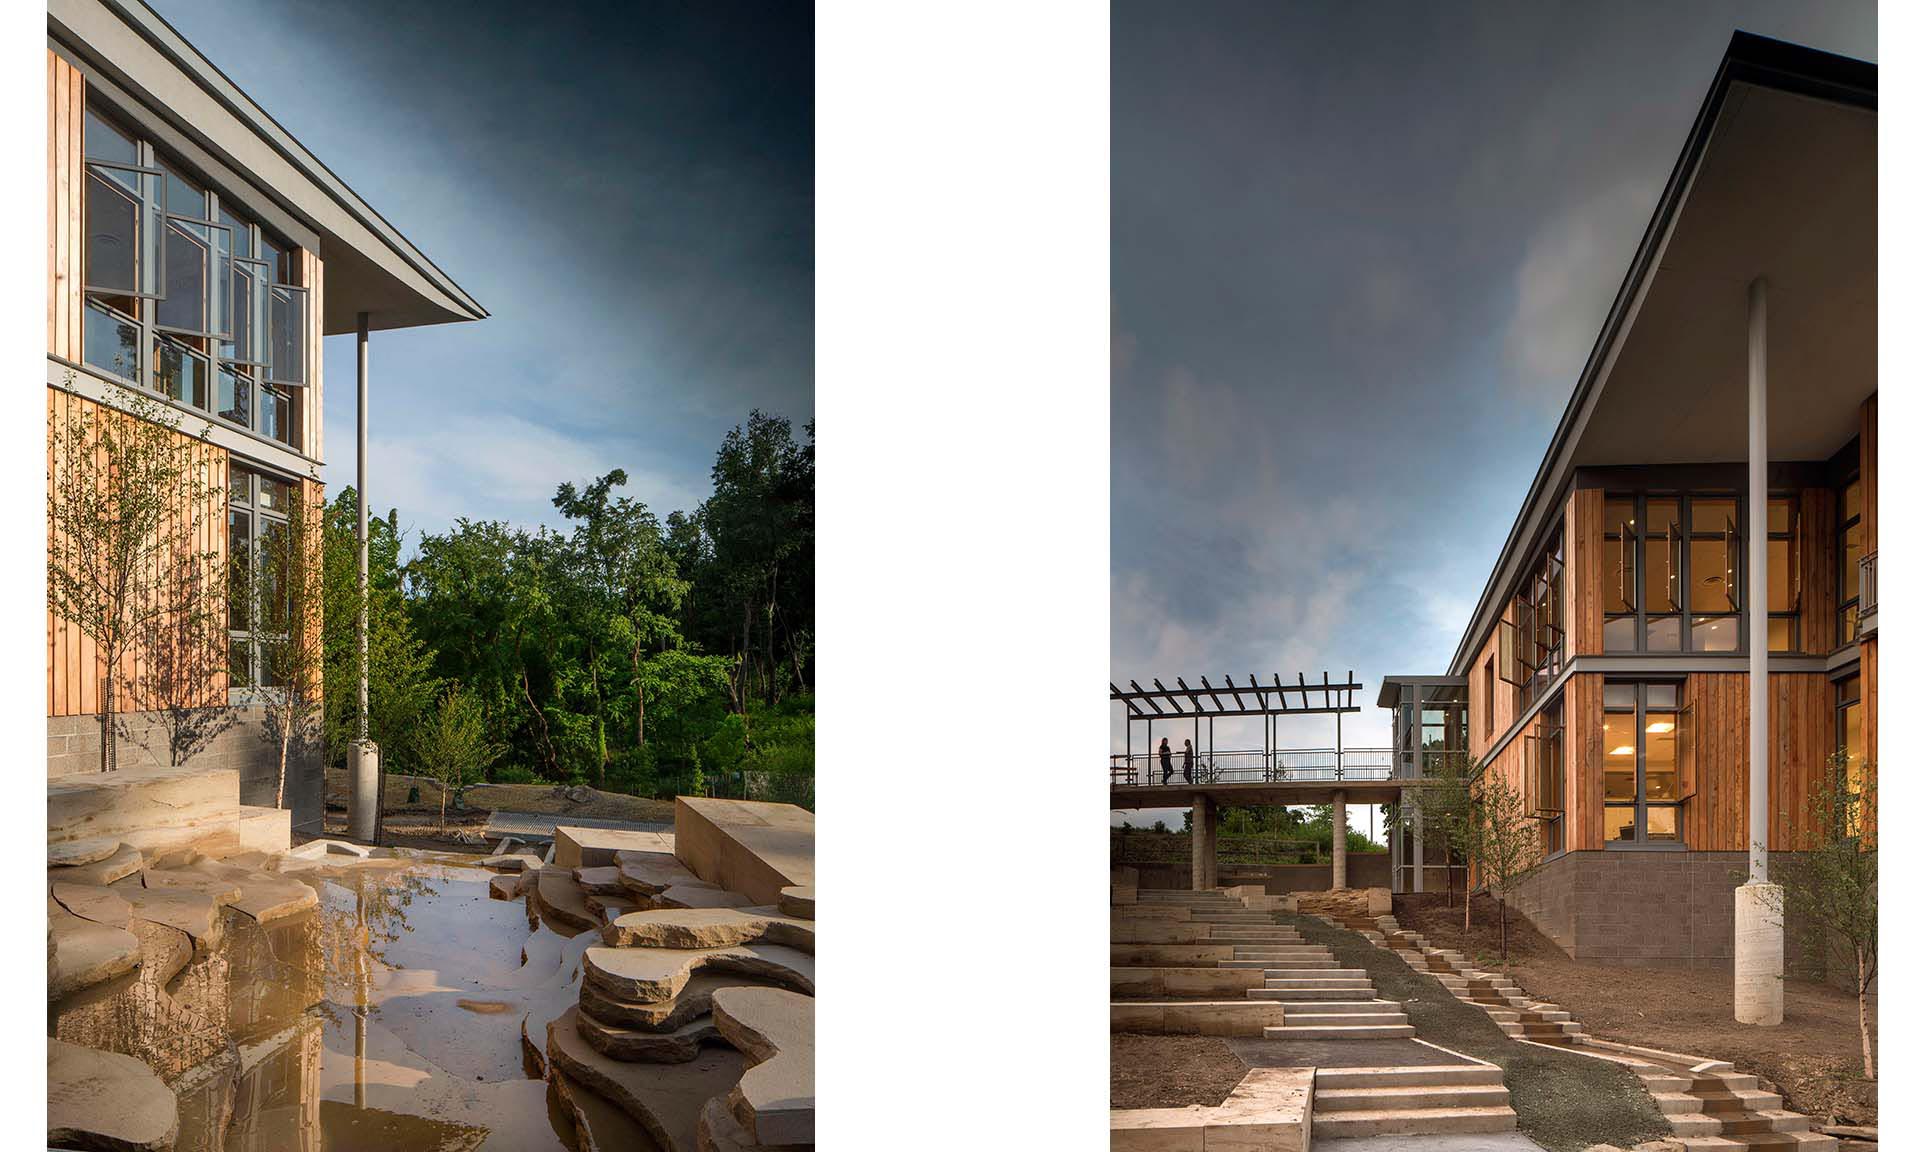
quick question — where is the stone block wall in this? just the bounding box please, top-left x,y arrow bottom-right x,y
47,707 -> 323,835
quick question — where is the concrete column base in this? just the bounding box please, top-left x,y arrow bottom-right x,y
1733,881 -> 1784,1025
348,741 -> 381,842
1191,794 -> 1215,891
1331,790 -> 1348,890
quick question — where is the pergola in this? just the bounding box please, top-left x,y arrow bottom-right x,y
1109,671 -> 1364,777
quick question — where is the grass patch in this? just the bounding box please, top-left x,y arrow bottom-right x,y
1282,912 -> 1671,1152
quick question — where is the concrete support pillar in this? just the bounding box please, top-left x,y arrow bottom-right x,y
1411,799 -> 1424,893
1191,794 -> 1214,891
1332,790 -> 1348,890
1737,275 -> 1783,1025
349,741 -> 380,842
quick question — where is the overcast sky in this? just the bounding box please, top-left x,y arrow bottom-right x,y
1111,2 -> 1873,829
155,0 -> 812,537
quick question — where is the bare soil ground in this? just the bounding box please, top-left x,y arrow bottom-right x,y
1395,892 -> 1877,1127
321,770 -> 675,848
1110,1034 -> 1248,1109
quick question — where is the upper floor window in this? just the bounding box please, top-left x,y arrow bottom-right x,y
79,103 -> 308,453
1840,477 -> 1863,643
1498,530 -> 1562,708
1524,696 -> 1565,855
1602,491 -> 1760,654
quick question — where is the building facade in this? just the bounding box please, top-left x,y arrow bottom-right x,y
47,0 -> 484,832
1386,33 -> 1875,966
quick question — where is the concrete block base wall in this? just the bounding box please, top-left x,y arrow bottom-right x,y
48,708 -> 323,836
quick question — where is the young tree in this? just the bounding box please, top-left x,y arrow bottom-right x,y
251,490 -> 328,809
1471,767 -> 1542,967
126,544 -> 234,766
320,492 -> 440,771
411,683 -> 506,831
1767,754 -> 1877,1080
48,384 -> 224,772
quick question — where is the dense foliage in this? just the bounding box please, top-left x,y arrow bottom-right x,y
321,411 -> 815,804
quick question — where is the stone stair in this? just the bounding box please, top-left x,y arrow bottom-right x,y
1312,1063 -> 1517,1140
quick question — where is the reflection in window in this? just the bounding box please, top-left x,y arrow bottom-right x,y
1603,681 -> 1684,845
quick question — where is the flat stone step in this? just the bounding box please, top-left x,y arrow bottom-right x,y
1248,987 -> 1382,1001
1315,1065 -> 1503,1090
576,1008 -> 719,1064
546,1006 -> 744,1152
1310,1104 -> 1518,1138
48,1039 -> 178,1152
1263,1023 -> 1416,1040
1314,1084 -> 1512,1111
1259,1000 -> 1399,1015
1285,1012 -> 1409,1028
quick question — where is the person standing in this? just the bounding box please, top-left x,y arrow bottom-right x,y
1181,738 -> 1194,783
1158,737 -> 1173,784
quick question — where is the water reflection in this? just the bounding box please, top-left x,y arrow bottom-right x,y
50,860 -> 567,1152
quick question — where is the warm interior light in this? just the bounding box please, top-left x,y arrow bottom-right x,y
1609,744 -> 1635,756
1646,721 -> 1675,734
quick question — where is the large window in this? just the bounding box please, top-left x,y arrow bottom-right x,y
80,103 -> 307,453
1837,673 -> 1863,834
1603,492 -> 1776,653
228,463 -> 296,688
1524,697 -> 1565,856
1498,530 -> 1563,708
1840,477 -> 1863,643
1602,682 -> 1688,845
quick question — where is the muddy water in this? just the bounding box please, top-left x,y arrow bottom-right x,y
51,858 -> 571,1152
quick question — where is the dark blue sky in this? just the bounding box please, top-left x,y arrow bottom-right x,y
155,0 -> 813,535
1111,1 -> 1873,826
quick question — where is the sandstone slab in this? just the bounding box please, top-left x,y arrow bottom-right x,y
574,866 -> 628,894
615,850 -> 703,895
49,762 -> 241,860
219,869 -> 318,924
48,1038 -> 179,1152
673,797 -> 812,906
711,986 -> 813,1146
776,886 -> 813,920
655,883 -> 753,910
699,1094 -> 778,1152
580,970 -> 791,1034
577,1008 -> 720,1063
584,942 -> 814,1004
51,882 -> 133,930
536,869 -> 602,935
143,864 -> 243,906
479,852 -> 545,873
49,837 -> 121,868
547,1006 -> 744,1152
53,843 -> 144,888
236,805 -> 291,854
552,1070 -> 663,1152
555,825 -> 675,869
49,900 -> 141,1000
490,873 -> 525,901
117,883 -> 222,945
603,908 -> 814,953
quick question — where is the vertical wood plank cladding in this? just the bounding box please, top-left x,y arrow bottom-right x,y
308,252 -> 324,462
1799,487 -> 1836,655
48,391 -> 229,718
1861,637 -> 1878,770
49,52 -> 84,361
1566,674 -> 1603,850
1568,490 -> 1604,656
1860,394 -> 1876,553
1685,671 -> 1831,852
48,52 -> 58,355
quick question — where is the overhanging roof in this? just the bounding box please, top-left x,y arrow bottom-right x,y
50,0 -> 488,334
1448,32 -> 1875,677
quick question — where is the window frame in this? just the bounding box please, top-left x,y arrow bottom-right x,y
227,461 -> 295,693
1601,680 -> 1687,850
1601,491 -> 1752,655
1839,474 -> 1863,644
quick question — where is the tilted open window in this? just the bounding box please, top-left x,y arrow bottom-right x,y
83,160 -> 166,300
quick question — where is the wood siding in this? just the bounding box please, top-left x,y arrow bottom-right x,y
1860,393 -> 1876,553
48,391 -> 229,718
301,249 -> 325,461
1567,490 -> 1604,655
1680,672 -> 1833,852
1565,675 -> 1603,850
49,50 -> 82,361
1798,486 -> 1837,655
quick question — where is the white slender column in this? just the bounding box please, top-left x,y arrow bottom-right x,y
1735,277 -> 1783,1026
348,311 -> 380,842
1331,790 -> 1348,890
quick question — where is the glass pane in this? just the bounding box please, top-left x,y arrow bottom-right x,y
161,161 -> 205,220
1646,806 -> 1679,841
1767,539 -> 1791,612
1605,804 -> 1637,842
1603,535 -> 1634,613
258,473 -> 293,514
1842,603 -> 1859,643
1647,499 -> 1679,612
1838,674 -> 1860,707
157,219 -> 210,333
218,367 -> 252,428
83,108 -> 137,165
81,299 -> 139,380
1646,684 -> 1678,709
1603,683 -> 1637,710
1692,616 -> 1738,651
1645,710 -> 1678,799
1605,497 -> 1635,534
229,639 -> 251,688
227,510 -> 251,630
269,285 -> 305,384
1768,497 -> 1793,535
1768,617 -> 1792,653
1647,615 -> 1681,651
1843,698 -> 1863,765
221,207 -> 252,260
1690,538 -> 1735,613
85,169 -> 139,293
1844,479 -> 1861,521
262,386 -> 293,448
1691,497 -> 1735,534
153,337 -> 207,409
1843,522 -> 1862,600
1603,616 -> 1636,652
1603,715 -> 1635,800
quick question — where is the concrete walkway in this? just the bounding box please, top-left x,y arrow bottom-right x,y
481,811 -> 672,839
1316,1133 -> 1549,1151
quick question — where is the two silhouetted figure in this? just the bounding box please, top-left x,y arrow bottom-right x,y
1157,737 -> 1194,784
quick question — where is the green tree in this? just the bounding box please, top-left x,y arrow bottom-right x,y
251,491 -> 329,810
48,384 -> 225,773
125,542 -> 233,766
1767,755 -> 1877,1080
1470,767 -> 1541,968
410,683 -> 506,831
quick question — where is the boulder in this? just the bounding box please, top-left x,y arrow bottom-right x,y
712,986 -> 813,1146
602,908 -> 814,953
584,943 -> 814,1004
587,893 -> 640,923
48,1039 -> 178,1152
556,826 -> 675,869
224,871 -> 318,924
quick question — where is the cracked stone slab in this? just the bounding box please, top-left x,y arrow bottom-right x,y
49,899 -> 141,1001
547,1006 -> 744,1152
776,886 -> 813,920
602,908 -> 814,953
51,882 -> 134,930
712,986 -> 813,1146
580,970 -> 793,1034
49,837 -> 122,868
115,882 -> 221,945
615,850 -> 703,896
584,942 -> 814,1005
142,863 -> 244,906
577,1008 -> 720,1063
52,843 -> 144,888
49,1039 -> 179,1152
189,866 -> 316,924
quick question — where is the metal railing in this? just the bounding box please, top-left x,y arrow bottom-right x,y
1110,747 -> 1394,787
1112,829 -> 1332,866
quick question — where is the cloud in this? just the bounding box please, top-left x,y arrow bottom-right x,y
1502,178 -> 1658,405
